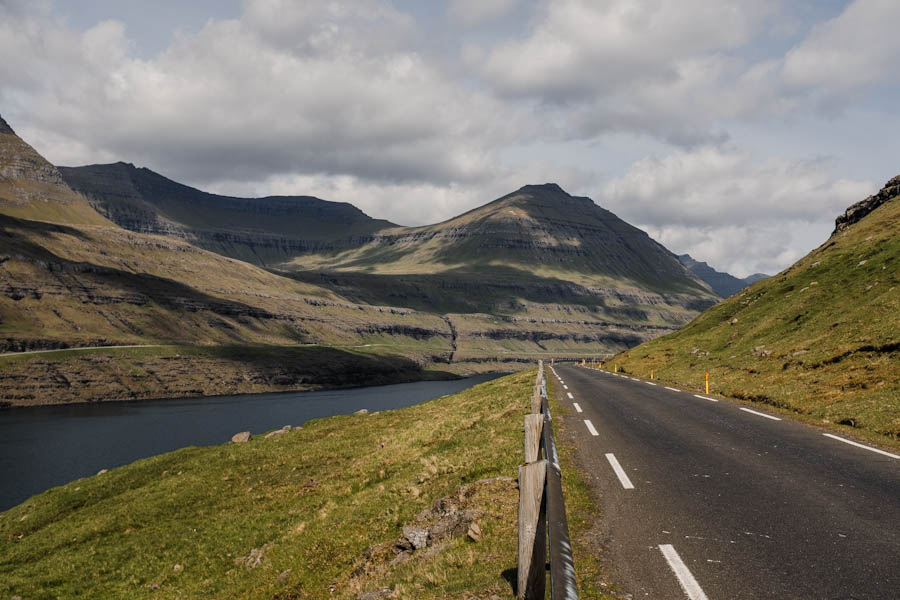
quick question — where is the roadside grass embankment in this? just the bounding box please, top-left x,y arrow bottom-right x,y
0,370 -> 537,599
609,196 -> 900,451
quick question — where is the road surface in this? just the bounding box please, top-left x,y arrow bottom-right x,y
550,364 -> 900,600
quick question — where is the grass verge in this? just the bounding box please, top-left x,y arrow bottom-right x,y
0,371 -> 535,599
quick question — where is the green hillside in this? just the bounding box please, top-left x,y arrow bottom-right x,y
0,370 -> 602,599
612,176 -> 900,443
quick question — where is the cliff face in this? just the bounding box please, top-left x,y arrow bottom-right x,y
59,162 -> 395,265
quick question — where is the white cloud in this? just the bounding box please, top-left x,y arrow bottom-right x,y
782,0 -> 900,101
448,0 -> 519,27
0,0 -> 522,187
600,145 -> 874,276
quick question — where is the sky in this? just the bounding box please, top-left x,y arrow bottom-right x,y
2,0 -> 898,277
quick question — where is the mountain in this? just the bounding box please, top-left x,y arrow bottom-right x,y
678,254 -> 769,297
0,113 -> 719,405
613,176 -> 900,442
59,162 -> 395,266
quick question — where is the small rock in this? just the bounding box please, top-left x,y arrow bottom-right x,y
354,409 -> 369,415
173,564 -> 183,573
467,522 -> 483,542
231,431 -> 251,443
281,425 -> 292,431
264,429 -> 287,439
858,260 -> 867,266
729,317 -> 738,325
277,568 -> 292,583
96,469 -> 108,476
146,582 -> 160,590
810,281 -> 818,286
401,525 -> 428,550
235,545 -> 268,569
690,347 -> 699,354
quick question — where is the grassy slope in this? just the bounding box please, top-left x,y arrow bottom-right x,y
0,371 -> 537,599
612,195 -> 900,444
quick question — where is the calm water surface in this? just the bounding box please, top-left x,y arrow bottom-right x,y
0,374 -> 500,511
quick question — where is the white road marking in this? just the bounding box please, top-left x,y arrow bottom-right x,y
573,402 -> 583,413
646,381 -> 657,386
567,392 -> 574,399
694,394 -> 718,402
739,407 -> 782,421
584,420 -> 599,436
631,377 -> 640,381
659,544 -> 709,600
563,385 -> 568,390
605,453 -> 635,489
823,433 -> 900,460
665,386 -> 681,392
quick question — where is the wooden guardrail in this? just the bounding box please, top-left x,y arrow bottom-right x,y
517,360 -> 579,599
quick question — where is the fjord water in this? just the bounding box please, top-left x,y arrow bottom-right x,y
0,374 -> 500,511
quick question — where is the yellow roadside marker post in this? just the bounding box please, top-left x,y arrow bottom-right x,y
705,372 -> 709,395
651,369 -> 654,380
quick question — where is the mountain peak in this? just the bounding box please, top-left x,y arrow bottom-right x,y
0,114 -> 14,135
833,175 -> 900,235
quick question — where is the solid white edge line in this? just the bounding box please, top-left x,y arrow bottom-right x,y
739,407 -> 782,421
584,419 -> 599,436
693,394 -> 718,402
566,392 -> 574,399
823,433 -> 900,459
646,381 -> 657,386
665,386 -> 681,392
573,402 -> 582,413
659,544 -> 709,600
604,453 -> 635,489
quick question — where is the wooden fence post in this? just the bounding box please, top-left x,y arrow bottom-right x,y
518,460 -> 547,599
524,414 -> 543,464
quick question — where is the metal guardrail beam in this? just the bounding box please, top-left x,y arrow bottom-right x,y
541,377 -> 579,599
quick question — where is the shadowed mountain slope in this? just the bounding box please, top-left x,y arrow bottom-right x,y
678,254 -> 769,297
614,176 -> 900,441
59,162 -> 395,266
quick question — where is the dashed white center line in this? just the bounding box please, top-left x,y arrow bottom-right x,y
584,419 -> 599,436
739,407 -> 782,421
605,453 -> 635,489
693,394 -> 718,402
659,544 -> 709,600
563,385 -> 569,390
823,433 -> 900,459
573,402 -> 582,413
566,392 -> 574,399
665,386 -> 681,392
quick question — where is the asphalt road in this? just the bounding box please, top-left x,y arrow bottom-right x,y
550,364 -> 900,600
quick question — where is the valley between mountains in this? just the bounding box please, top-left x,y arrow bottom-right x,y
0,114 -> 720,406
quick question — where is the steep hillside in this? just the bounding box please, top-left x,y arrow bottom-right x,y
284,184 -> 718,329
613,176 -> 900,442
0,116 -> 109,226
678,254 -> 768,297
59,162 -> 395,266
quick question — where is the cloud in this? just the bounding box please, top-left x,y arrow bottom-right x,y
782,0 -> 900,103
0,0 -> 521,187
599,145 -> 874,276
448,0 -> 519,26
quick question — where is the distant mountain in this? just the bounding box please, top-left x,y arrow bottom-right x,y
678,254 -> 769,297
614,175 -> 900,440
59,162 -> 395,266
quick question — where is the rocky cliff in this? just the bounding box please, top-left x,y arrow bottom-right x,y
678,254 -> 767,298
833,175 -> 900,234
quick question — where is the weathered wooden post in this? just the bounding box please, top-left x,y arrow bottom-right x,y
524,413 -> 543,464
518,460 -> 547,599
532,360 -> 544,413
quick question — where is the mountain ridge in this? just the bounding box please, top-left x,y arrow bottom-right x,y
678,254 -> 769,297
